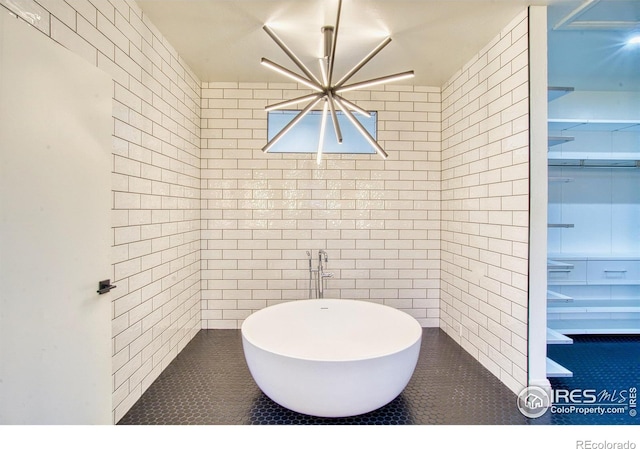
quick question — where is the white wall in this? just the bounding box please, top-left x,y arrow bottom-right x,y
549,167 -> 640,255
548,91 -> 640,121
0,0 -> 202,423
200,84 -> 442,328
528,5 -> 551,394
440,9 -> 530,394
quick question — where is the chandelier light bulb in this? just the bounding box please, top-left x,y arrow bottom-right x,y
265,93 -> 324,112
317,99 -> 329,165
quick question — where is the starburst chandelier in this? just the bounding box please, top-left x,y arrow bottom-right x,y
260,0 -> 414,164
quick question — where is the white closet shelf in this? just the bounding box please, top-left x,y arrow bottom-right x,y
589,281 -> 640,286
549,177 -> 574,183
547,327 -> 573,344
547,290 -> 573,302
548,152 -> 640,167
548,319 -> 640,335
548,86 -> 574,102
548,119 -> 640,132
548,280 -> 640,286
548,254 -> 640,260
547,259 -> 574,269
549,135 -> 575,147
548,223 -> 574,228
546,357 -> 573,377
548,299 -> 640,313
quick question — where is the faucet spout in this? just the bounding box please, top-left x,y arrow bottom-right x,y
307,250 -> 332,299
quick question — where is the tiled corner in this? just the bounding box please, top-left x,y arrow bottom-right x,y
440,10 -> 530,394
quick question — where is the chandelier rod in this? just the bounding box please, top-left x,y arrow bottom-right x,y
327,0 -> 343,86
334,94 -> 371,117
336,70 -> 415,93
320,26 -> 332,87
262,25 -> 322,86
327,91 -> 343,143
260,57 -> 324,92
334,37 -> 392,89
262,95 -> 323,153
265,93 -> 323,112
334,96 -> 388,159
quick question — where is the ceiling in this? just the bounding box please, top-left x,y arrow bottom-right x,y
135,0 -> 640,90
136,0 -> 549,86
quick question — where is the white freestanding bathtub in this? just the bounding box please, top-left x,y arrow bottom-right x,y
241,299 -> 422,418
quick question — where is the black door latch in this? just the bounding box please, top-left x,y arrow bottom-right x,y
97,279 -> 117,295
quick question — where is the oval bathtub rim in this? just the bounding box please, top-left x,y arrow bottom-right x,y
241,298 -> 423,363
242,332 -> 423,366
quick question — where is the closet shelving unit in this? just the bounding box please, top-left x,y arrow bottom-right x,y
544,87 -> 640,377
548,119 -> 640,167
545,87 -> 576,377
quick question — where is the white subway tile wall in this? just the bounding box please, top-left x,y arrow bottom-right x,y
440,10 -> 529,394
200,84 -> 442,329
4,0 -> 203,423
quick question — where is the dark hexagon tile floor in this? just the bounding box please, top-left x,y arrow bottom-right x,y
117,329 -> 639,425
545,334 -> 640,425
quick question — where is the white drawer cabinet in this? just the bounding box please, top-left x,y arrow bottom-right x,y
587,259 -> 640,285
547,255 -> 640,335
548,259 -> 587,285
548,257 -> 640,286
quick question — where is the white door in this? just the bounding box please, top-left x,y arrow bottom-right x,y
0,14 -> 113,424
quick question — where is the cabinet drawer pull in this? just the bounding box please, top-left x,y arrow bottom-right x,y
603,270 -> 627,273
549,269 -> 572,273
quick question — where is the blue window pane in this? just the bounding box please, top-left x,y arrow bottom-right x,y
267,110 -> 377,154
